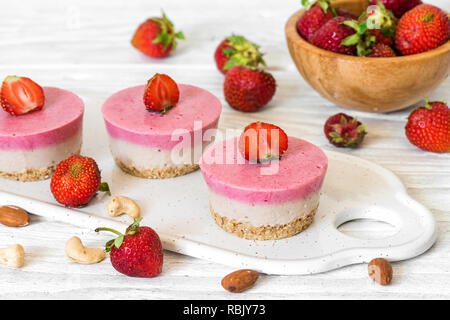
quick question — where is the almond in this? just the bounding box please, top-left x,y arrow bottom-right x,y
221,269 -> 259,293
368,258 -> 393,285
0,205 -> 30,227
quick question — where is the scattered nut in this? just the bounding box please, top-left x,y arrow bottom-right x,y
65,236 -> 106,264
107,196 -> 140,219
0,205 -> 30,227
221,269 -> 259,293
0,244 -> 25,268
368,258 -> 393,285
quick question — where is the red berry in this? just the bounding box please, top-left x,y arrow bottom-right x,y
239,122 -> 288,162
405,100 -> 450,153
324,113 -> 367,148
96,219 -> 163,278
395,4 -> 450,55
143,73 -> 180,114
361,2 -> 397,47
310,16 -> 357,55
50,155 -> 110,208
0,76 -> 45,116
367,43 -> 396,57
214,35 -> 266,74
370,0 -> 422,18
131,12 -> 184,58
297,1 -> 335,41
223,66 -> 276,112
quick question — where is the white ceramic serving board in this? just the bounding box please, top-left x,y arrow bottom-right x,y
0,100 -> 438,275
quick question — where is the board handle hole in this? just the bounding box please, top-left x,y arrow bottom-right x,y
334,207 -> 402,240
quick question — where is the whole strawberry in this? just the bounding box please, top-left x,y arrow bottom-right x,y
324,113 -> 367,148
297,0 -> 336,41
96,218 -> 163,278
395,4 -> 450,55
1,76 -> 45,116
360,2 -> 397,47
367,43 -> 396,57
223,66 -> 276,112
340,3 -> 397,57
310,16 -> 357,55
131,11 -> 184,58
214,35 -> 266,74
405,99 -> 450,153
370,0 -> 422,19
50,155 -> 110,208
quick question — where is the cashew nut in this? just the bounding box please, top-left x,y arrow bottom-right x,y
65,236 -> 106,264
0,244 -> 25,268
107,196 -> 140,219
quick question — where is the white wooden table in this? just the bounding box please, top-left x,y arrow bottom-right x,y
0,0 -> 449,299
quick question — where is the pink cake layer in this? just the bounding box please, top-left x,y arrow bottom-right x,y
200,137 -> 328,204
0,87 -> 84,150
101,84 -> 222,150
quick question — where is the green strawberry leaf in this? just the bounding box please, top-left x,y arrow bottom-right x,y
318,0 -> 329,14
175,31 -> 185,39
341,34 -> 359,46
358,21 -> 368,35
342,20 -> 360,32
114,235 -> 124,249
222,48 -> 235,57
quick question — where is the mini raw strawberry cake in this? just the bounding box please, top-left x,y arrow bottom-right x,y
200,122 -> 328,240
0,76 -> 84,181
101,74 -> 222,179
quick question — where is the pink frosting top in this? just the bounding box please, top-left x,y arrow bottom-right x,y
101,84 -> 222,150
200,137 -> 328,204
0,87 -> 84,150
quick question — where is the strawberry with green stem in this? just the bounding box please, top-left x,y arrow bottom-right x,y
50,155 -> 110,208
132,11 -> 184,58
324,113 -> 367,148
297,0 -> 337,41
95,218 -> 163,278
341,2 -> 397,57
359,1 -> 397,46
395,4 -> 450,56
214,35 -> 266,74
405,98 -> 450,153
310,16 -> 357,55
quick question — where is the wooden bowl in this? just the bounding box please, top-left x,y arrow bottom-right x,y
285,0 -> 450,113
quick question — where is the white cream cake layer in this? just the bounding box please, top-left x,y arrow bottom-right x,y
109,137 -> 210,170
209,190 -> 321,227
0,131 -> 82,172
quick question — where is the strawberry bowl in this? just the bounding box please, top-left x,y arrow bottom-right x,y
285,0 -> 450,113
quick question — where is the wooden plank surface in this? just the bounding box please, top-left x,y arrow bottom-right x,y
0,0 -> 449,299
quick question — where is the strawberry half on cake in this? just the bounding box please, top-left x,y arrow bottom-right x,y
200,122 -> 328,240
101,74 -> 222,179
0,76 -> 84,181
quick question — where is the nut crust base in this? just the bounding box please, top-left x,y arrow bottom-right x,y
114,158 -> 199,179
210,203 -> 318,240
0,148 -> 81,182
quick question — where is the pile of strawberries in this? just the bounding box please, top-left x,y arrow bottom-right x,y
297,0 -> 450,57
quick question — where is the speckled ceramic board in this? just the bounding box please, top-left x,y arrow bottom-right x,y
0,99 -> 437,275
0,146 -> 437,275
